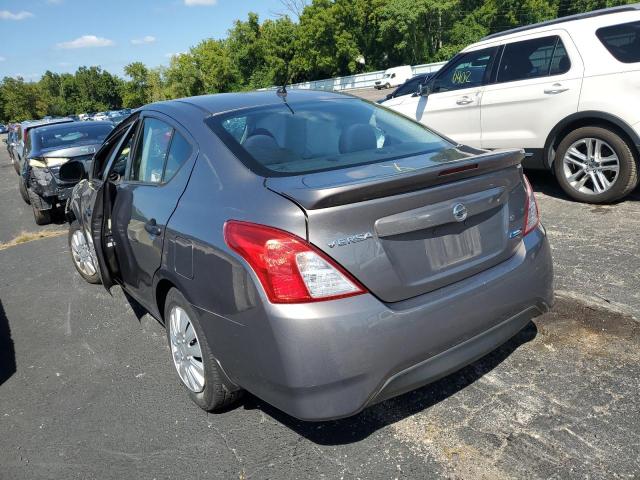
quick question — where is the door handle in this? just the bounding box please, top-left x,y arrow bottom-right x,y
544,83 -> 569,94
144,218 -> 162,236
456,96 -> 474,105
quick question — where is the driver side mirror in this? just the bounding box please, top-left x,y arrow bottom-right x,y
59,160 -> 86,183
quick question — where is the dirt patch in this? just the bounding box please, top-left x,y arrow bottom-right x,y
384,296 -> 640,479
0,229 -> 66,251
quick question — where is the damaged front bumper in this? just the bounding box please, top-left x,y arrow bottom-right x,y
27,166 -> 76,208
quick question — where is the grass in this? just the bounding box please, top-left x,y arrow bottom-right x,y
0,229 -> 66,251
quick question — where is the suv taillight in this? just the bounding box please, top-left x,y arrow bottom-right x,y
523,175 -> 540,236
224,220 -> 366,304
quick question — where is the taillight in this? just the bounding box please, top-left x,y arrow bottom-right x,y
522,175 -> 540,236
224,220 -> 366,304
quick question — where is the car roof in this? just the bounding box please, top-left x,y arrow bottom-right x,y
34,120 -> 114,134
481,3 -> 640,41
156,89 -> 355,116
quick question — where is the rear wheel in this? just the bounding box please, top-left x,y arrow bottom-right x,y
68,221 -> 101,284
18,178 -> 30,204
164,288 -> 243,412
554,126 -> 638,203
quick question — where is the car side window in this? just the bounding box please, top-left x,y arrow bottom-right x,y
129,118 -> 173,184
110,128 -> 139,179
432,48 -> 496,93
497,36 -> 570,83
596,21 -> 640,64
163,131 -> 192,182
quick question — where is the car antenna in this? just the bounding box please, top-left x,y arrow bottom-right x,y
276,82 -> 295,115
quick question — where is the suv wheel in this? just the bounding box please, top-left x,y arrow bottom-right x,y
554,126 -> 638,203
68,221 -> 101,284
164,288 -> 243,412
18,178 -> 30,205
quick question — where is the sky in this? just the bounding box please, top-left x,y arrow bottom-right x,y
0,0 -> 285,80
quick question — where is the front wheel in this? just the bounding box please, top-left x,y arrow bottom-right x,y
164,288 -> 242,412
68,221 -> 101,284
18,178 -> 30,204
554,126 -> 638,203
32,205 -> 51,225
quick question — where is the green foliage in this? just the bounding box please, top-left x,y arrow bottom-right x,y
0,0 -> 637,123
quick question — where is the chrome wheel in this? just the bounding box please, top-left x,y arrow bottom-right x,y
562,137 -> 620,195
169,306 -> 205,393
70,230 -> 97,277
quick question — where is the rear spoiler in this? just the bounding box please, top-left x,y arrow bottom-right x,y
267,149 -> 524,210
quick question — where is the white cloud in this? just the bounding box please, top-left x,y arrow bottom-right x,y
46,0 -> 63,4
56,35 -> 115,49
184,0 -> 217,6
0,10 -> 34,20
0,56 -> 6,62
131,35 -> 156,45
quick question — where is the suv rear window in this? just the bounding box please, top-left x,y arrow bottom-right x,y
596,21 -> 640,63
208,99 -> 455,177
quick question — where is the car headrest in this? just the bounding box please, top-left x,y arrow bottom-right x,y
243,134 -> 281,162
339,123 -> 378,154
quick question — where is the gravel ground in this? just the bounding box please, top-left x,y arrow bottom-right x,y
0,133 -> 639,479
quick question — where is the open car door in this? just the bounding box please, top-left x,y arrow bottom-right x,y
86,119 -> 139,293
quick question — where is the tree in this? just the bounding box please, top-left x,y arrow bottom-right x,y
122,62 -> 151,108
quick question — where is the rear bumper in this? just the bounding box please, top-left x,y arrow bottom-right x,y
201,226 -> 553,421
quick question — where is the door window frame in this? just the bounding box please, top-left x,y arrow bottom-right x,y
123,111 -> 198,187
491,34 -> 572,86
429,46 -> 499,94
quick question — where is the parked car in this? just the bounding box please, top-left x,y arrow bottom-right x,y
4,126 -> 18,164
92,112 -> 109,122
0,124 -> 8,134
388,5 -> 640,203
377,73 -> 434,104
20,121 -> 113,224
374,65 -> 413,90
13,118 -> 74,176
60,90 -> 553,421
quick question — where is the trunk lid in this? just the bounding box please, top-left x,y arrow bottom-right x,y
266,149 -> 529,303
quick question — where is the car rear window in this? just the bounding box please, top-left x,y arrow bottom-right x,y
596,21 -> 640,63
36,123 -> 113,149
207,99 -> 455,176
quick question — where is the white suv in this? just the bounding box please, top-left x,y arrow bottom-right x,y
388,5 -> 640,203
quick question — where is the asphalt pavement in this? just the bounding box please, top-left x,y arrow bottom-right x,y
1,134 -> 639,479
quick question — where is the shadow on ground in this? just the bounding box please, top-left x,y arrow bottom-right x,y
244,321 -> 538,445
0,299 -> 16,386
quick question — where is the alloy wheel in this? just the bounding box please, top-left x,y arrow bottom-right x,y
169,306 -> 205,393
70,230 -> 97,277
562,137 -> 620,195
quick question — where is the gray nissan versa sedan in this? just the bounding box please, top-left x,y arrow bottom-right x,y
59,89 -> 553,421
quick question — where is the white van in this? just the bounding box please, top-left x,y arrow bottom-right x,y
387,5 -> 640,203
374,65 -> 413,90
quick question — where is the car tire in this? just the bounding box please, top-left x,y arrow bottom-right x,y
68,221 -> 101,284
32,205 -> 51,225
18,178 -> 30,205
164,288 -> 243,412
385,82 -> 391,89
554,126 -> 638,203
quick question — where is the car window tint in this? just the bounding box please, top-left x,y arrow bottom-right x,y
211,98 -> 459,177
163,131 -> 192,182
596,21 -> 640,64
130,118 -> 173,183
549,40 -> 571,75
497,36 -> 560,83
395,77 -> 421,97
434,48 -> 496,93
